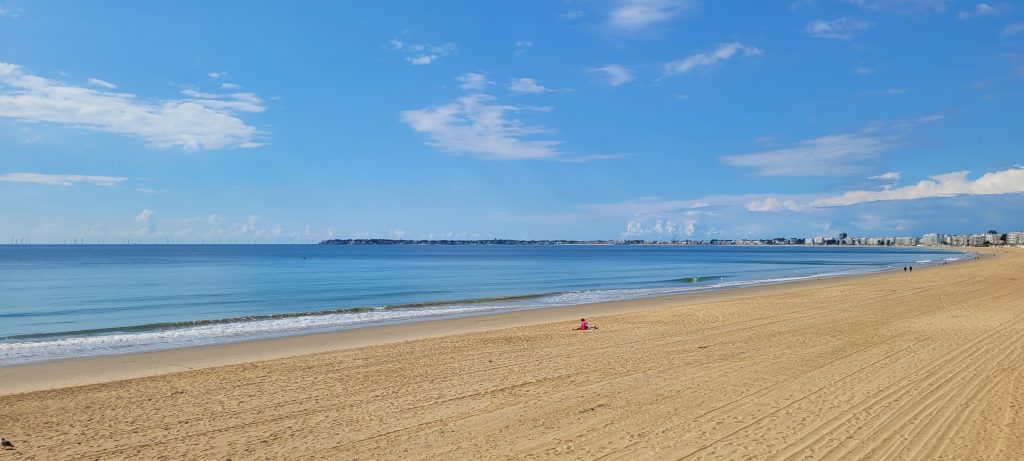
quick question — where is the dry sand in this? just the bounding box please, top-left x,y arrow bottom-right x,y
1,249 -> 1022,460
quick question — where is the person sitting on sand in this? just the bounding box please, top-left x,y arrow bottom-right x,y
574,318 -> 597,330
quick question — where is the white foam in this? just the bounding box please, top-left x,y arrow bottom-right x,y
0,260 -> 949,366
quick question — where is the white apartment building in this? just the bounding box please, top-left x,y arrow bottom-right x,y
921,233 -> 945,246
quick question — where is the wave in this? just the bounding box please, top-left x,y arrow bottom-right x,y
0,258 -> 958,366
0,293 -> 551,342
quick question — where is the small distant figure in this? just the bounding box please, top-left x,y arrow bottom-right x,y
903,267 -> 907,272
909,266 -> 913,273
574,318 -> 597,331
1,436 -> 14,450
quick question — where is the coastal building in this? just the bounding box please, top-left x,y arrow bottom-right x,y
894,236 -> 918,246
1008,232 -> 1024,246
921,233 -> 945,246
985,233 -> 1004,245
968,234 -> 988,246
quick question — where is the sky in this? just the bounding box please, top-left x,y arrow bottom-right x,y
1,0 -> 1022,243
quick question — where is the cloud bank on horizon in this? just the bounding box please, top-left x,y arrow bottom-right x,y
0,1 -> 1022,242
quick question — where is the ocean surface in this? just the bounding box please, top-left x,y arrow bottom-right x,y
0,244 -> 967,365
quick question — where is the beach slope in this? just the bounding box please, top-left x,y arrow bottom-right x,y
1,250 -> 1022,460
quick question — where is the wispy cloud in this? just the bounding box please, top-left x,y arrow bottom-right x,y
86,78 -> 117,89
508,77 -> 569,94
401,74 -> 611,161
805,18 -> 871,39
956,3 -> 1006,19
180,89 -> 265,113
1002,22 -> 1024,35
401,82 -> 563,160
854,63 -> 874,75
0,63 -> 265,150
457,72 -> 490,91
859,87 -> 911,96
388,39 -> 457,65
869,171 -> 901,181
561,10 -> 585,21
514,40 -> 533,55
590,65 -> 634,86
814,167 -> 1024,206
0,172 -> 127,187
721,133 -> 894,176
746,197 -> 808,212
849,0 -> 950,13
608,0 -> 693,31
0,4 -> 21,18
663,42 -> 762,76
508,78 -> 549,94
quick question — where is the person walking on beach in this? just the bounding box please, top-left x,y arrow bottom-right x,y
904,267 -> 907,272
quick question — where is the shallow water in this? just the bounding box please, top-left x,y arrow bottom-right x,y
0,244 -> 965,364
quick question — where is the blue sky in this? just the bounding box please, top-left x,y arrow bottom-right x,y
1,0 -> 1022,243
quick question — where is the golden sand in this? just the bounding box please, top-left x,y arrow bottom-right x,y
1,249 -> 1021,460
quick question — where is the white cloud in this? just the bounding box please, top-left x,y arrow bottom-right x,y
208,71 -> 227,79
869,171 -> 901,181
590,65 -> 634,86
220,82 -> 242,90
457,72 -> 489,91
0,5 -> 20,18
135,209 -> 154,223
180,89 -> 265,113
515,40 -> 533,55
663,42 -> 763,76
0,172 -> 127,187
746,197 -> 808,212
624,218 -> 696,237
859,88 -> 911,96
956,3 -> 1004,19
850,0 -> 949,13
240,214 -> 264,237
135,209 -> 156,235
814,167 -> 1024,206
805,18 -> 871,39
0,63 -> 265,150
721,132 -> 892,176
1002,22 -> 1024,35
609,0 -> 692,31
86,78 -> 117,89
388,39 -> 457,65
561,10 -> 585,21
401,93 -> 562,160
508,77 -> 551,94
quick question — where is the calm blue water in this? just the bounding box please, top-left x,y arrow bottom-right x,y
0,244 -> 966,365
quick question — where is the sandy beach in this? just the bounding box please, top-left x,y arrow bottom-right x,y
1,248 -> 1022,460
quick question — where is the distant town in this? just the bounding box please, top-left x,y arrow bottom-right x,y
321,230 -> 1024,248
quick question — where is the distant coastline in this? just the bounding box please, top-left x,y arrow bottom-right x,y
321,238 -> 644,245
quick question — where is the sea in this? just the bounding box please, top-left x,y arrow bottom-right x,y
0,244 -> 968,365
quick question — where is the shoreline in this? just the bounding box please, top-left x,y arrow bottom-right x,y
0,249 -> 1018,459
0,251 -> 972,396
0,246 -> 970,370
